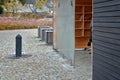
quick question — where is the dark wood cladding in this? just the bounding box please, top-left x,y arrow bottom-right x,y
93,0 -> 120,80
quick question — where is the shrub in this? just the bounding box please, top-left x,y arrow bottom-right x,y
0,17 -> 52,30
0,6 -> 3,14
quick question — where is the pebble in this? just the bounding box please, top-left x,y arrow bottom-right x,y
0,29 -> 92,80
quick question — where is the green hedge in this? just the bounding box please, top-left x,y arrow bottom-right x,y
0,6 -> 3,14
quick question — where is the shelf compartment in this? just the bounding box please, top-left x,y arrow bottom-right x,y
84,21 -> 91,29
75,14 -> 83,20
75,21 -> 84,29
75,0 -> 84,5
75,6 -> 83,12
84,29 -> 91,36
85,12 -> 92,14
75,0 -> 92,5
84,14 -> 92,20
75,29 -> 84,37
85,6 -> 92,12
75,12 -> 83,14
75,37 -> 90,48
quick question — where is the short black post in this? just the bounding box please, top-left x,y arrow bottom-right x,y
38,27 -> 40,38
16,34 -> 22,57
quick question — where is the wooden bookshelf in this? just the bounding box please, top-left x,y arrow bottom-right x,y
75,0 -> 92,48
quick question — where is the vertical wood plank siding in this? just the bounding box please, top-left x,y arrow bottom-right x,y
93,0 -> 120,80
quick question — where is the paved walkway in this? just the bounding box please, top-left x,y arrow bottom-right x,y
0,29 -> 92,80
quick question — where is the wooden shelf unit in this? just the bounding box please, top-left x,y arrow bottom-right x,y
75,0 -> 92,48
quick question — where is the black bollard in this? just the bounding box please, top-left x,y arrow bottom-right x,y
16,34 -> 22,57
38,26 -> 40,38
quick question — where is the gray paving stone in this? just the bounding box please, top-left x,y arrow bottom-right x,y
0,29 -> 92,80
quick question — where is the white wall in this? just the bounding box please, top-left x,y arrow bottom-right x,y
56,0 -> 75,64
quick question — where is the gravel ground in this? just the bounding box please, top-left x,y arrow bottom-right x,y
0,29 -> 92,80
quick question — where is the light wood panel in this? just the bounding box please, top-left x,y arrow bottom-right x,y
53,0 -> 57,49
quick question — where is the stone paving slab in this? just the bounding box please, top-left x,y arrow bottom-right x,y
0,29 -> 92,80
